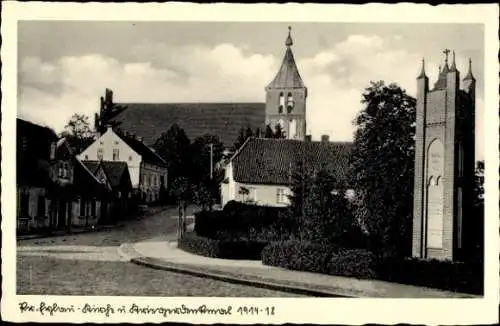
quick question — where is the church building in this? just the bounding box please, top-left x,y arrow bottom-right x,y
412,50 -> 477,262
96,27 -> 309,150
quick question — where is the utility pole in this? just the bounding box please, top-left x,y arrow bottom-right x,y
209,143 -> 214,180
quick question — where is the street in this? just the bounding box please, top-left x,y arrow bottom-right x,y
17,207 -> 300,297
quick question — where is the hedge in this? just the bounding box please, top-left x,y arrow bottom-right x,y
262,240 -> 483,294
194,201 -> 289,240
262,240 -> 375,278
178,232 -> 269,260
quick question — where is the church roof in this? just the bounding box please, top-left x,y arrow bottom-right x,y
107,102 -> 266,149
231,137 -> 352,186
266,27 -> 306,89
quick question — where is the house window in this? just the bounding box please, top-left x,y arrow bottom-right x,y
100,141 -> 104,145
144,174 -> 148,187
129,156 -> 133,161
58,162 -> 69,178
97,148 -> 104,160
276,188 -> 287,204
150,175 -> 155,187
37,196 -> 46,216
84,155 -> 89,160
20,192 -> 30,217
113,148 -> 120,161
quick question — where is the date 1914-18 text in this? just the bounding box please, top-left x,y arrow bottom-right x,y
237,306 -> 275,316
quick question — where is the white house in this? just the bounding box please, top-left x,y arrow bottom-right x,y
221,137 -> 352,207
78,125 -> 168,203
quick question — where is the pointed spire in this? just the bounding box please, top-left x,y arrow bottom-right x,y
449,50 -> 457,71
285,26 -> 293,47
417,58 -> 427,79
464,58 -> 475,80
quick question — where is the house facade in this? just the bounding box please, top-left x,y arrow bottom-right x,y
83,160 -> 134,223
16,119 -> 108,233
78,125 -> 167,203
221,137 -> 352,207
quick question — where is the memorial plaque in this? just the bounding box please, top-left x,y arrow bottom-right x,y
426,139 -> 444,249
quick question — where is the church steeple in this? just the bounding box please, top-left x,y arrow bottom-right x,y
266,26 -> 306,89
265,26 -> 307,140
285,26 -> 293,47
464,58 -> 475,81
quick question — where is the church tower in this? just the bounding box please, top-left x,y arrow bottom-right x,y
412,50 -> 476,261
265,26 -> 307,140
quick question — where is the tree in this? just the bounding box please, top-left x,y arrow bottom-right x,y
60,114 -> 95,154
189,134 -> 225,210
233,126 -> 253,151
349,81 -> 416,259
153,124 -> 192,203
274,123 -> 285,139
264,125 -> 275,138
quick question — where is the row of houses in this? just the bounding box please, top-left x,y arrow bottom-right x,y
16,119 -> 140,233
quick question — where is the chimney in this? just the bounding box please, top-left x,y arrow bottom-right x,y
105,88 -> 113,105
50,142 -> 57,160
305,135 -> 312,142
321,135 -> 330,142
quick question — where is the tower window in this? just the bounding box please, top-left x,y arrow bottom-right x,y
279,92 -> 284,113
287,92 -> 294,113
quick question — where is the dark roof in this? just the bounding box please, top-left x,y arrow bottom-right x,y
17,118 -> 58,161
73,159 -> 108,195
115,132 -> 167,167
232,137 -> 352,185
267,47 -> 305,89
107,102 -> 266,148
17,119 -> 58,187
82,160 -> 130,188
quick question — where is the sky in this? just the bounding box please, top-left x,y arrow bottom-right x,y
17,21 -> 485,158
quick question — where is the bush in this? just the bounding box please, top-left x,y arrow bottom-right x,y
327,249 -> 377,279
194,201 -> 289,240
178,232 -> 268,260
262,241 -> 482,293
375,257 -> 483,295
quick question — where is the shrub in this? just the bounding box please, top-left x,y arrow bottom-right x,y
194,201 -> 289,241
262,240 -> 337,274
327,249 -> 377,279
375,257 -> 484,295
178,232 -> 268,260
178,232 -> 220,258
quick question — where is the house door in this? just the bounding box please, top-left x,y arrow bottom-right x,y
58,200 -> 67,228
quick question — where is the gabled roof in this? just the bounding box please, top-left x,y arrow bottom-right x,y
114,131 -> 167,167
107,102 -> 266,149
82,160 -> 131,189
231,137 -> 352,186
267,47 -> 306,89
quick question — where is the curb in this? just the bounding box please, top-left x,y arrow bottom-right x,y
117,243 -> 346,297
131,257 -> 346,297
17,223 -> 126,241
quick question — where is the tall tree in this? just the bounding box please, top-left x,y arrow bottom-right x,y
153,124 -> 192,191
60,114 -> 95,154
189,134 -> 225,209
233,126 -> 253,151
350,81 -> 416,259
